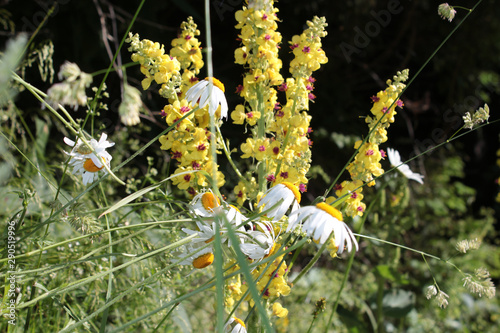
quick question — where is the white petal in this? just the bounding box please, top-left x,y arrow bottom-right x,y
64,137 -> 76,147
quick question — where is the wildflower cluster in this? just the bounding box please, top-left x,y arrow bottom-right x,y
126,32 -> 181,98
118,83 -> 142,126
46,61 -> 93,110
178,181 -> 358,323
127,18 -> 226,194
334,70 -> 409,217
462,268 -> 496,299
456,238 -> 481,253
231,0 -> 328,205
438,3 -> 457,22
462,103 -> 490,129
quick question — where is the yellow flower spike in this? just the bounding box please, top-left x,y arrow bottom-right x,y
273,302 -> 288,318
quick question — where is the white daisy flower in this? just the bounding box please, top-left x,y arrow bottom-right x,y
288,203 -> 358,253
177,245 -> 214,269
187,197 -> 249,246
257,182 -> 301,221
240,221 -> 277,261
224,317 -> 247,333
185,77 -> 228,119
216,204 -> 249,246
225,205 -> 249,230
181,221 -> 218,245
190,190 -> 221,217
64,133 -> 114,185
387,148 -> 424,184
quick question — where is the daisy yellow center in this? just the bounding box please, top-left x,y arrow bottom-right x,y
201,192 -> 220,211
315,202 -> 343,221
234,317 -> 246,328
205,77 -> 225,93
282,182 -> 301,203
83,158 -> 105,173
192,252 -> 214,269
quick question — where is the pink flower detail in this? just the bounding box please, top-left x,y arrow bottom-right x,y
192,161 -> 201,170
278,83 -> 288,91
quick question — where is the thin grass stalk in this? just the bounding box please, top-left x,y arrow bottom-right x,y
224,218 -> 274,332
16,234 -> 197,310
98,183 -> 113,332
324,186 -> 381,332
0,220 -> 191,266
323,0 -> 484,200
215,216 -> 225,332
62,237 -> 307,332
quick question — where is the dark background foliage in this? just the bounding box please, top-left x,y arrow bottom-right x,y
2,0 -> 499,218
1,1 -> 499,331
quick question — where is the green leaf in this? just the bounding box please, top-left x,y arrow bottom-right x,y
374,265 -> 409,285
337,305 -> 368,332
375,289 -> 416,318
172,303 -> 192,333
